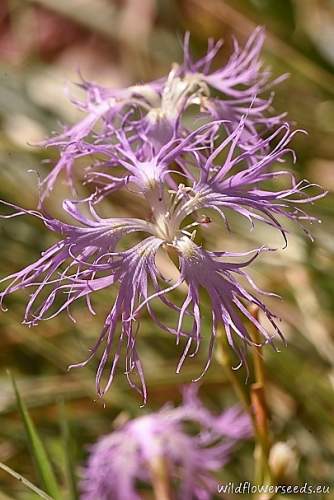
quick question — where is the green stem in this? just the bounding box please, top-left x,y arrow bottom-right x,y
216,325 -> 253,417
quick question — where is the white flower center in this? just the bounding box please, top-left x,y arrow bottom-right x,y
146,65 -> 210,122
172,234 -> 197,257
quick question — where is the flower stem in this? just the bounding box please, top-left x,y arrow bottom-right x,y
216,310 -> 273,498
248,306 -> 272,493
215,325 -> 252,417
150,456 -> 173,500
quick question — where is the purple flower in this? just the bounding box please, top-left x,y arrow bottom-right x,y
39,82 -> 164,202
39,28 -> 285,202
176,119 -> 326,242
80,386 -> 252,500
0,199 -> 166,401
0,29 -> 326,402
181,28 -> 286,146
84,119 -> 217,203
0,196 -> 279,402
182,28 -> 269,96
173,238 -> 280,374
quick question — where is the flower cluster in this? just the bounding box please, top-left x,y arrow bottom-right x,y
0,29 -> 324,402
80,386 -> 252,500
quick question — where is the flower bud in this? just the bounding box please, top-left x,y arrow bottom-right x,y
269,441 -> 299,480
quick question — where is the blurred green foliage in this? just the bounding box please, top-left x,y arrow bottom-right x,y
0,0 -> 334,498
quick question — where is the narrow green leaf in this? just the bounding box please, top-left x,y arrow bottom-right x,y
10,372 -> 61,500
0,461 -> 52,500
59,400 -> 79,500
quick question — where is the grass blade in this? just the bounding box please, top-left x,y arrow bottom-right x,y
10,372 -> 61,500
0,461 -> 52,500
59,400 -> 79,500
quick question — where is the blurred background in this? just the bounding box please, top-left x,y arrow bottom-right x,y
0,0 -> 334,498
